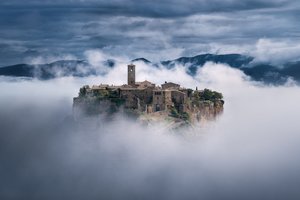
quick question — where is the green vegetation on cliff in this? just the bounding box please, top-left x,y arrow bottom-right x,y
74,86 -> 224,125
76,86 -> 126,116
170,107 -> 190,122
200,89 -> 223,101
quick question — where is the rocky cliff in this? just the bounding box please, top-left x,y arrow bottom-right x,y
73,87 -> 224,128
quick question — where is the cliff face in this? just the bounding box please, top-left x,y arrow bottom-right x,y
73,87 -> 224,128
136,99 -> 224,128
188,100 -> 224,123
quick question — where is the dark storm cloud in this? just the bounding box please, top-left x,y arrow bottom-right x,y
0,0 -> 292,17
0,0 -> 300,66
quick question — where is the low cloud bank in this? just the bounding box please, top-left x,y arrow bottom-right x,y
252,39 -> 300,65
1,62 -> 300,199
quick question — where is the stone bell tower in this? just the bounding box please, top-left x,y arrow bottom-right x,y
128,64 -> 136,86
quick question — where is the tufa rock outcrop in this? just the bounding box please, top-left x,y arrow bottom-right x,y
73,64 -> 224,127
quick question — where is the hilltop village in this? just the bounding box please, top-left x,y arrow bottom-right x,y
73,64 -> 224,125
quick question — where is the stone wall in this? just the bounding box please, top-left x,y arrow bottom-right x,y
171,90 -> 187,112
162,82 -> 180,90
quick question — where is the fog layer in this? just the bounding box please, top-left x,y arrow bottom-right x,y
1,62 -> 300,200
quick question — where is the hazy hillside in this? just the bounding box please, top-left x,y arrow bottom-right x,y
1,54 -> 300,84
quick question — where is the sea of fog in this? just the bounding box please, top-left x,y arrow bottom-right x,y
1,61 -> 300,200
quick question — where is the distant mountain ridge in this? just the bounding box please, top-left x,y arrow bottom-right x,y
160,53 -> 253,75
0,60 -> 103,80
133,54 -> 300,85
1,54 -> 300,85
161,53 -> 253,67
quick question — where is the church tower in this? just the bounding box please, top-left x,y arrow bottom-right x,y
128,64 -> 136,86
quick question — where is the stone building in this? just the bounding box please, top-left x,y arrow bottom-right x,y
162,82 -> 180,90
74,63 -> 224,124
86,64 -> 189,113
127,64 -> 135,86
152,90 -> 172,111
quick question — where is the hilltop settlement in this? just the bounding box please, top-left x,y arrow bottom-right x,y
73,64 -> 224,126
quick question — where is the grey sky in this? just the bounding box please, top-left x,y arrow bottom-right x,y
0,0 -> 300,65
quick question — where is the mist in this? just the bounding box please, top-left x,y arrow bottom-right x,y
1,61 -> 300,200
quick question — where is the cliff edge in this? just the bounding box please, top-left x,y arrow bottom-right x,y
73,64 -> 224,128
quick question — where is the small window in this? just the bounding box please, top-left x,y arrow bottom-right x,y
156,104 -> 160,111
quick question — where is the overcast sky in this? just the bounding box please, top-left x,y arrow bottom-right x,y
1,0 -> 300,65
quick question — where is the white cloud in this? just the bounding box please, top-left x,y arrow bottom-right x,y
1,60 -> 300,199
253,38 -> 300,64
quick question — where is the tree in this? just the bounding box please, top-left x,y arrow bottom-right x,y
181,112 -> 190,121
79,86 -> 87,97
170,107 -> 179,118
212,91 -> 223,100
200,88 -> 223,101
